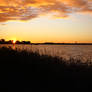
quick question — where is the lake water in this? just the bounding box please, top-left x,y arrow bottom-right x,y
0,44 -> 92,61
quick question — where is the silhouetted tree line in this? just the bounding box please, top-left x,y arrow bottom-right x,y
16,41 -> 31,44
0,39 -> 31,44
0,39 -> 92,45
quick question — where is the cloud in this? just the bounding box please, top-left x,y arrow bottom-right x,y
0,0 -> 92,22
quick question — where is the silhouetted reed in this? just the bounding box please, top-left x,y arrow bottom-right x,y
0,46 -> 92,90
0,46 -> 91,65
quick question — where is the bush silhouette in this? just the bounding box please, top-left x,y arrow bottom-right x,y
0,46 -> 92,91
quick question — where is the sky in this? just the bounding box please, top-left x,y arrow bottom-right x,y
0,0 -> 92,43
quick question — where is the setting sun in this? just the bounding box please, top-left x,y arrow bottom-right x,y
12,40 -> 16,44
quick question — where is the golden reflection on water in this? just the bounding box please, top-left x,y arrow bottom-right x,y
0,44 -> 92,62
13,44 -> 15,49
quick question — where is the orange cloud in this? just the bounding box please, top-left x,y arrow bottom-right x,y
0,0 -> 92,22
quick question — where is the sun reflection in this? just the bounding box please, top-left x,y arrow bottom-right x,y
12,39 -> 16,49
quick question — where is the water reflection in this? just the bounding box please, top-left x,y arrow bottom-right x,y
13,44 -> 15,49
0,44 -> 92,61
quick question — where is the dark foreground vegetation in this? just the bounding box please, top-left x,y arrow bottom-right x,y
0,47 -> 92,91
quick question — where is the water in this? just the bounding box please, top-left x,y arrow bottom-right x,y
0,44 -> 92,61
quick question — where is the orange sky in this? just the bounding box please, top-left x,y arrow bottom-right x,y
0,0 -> 92,43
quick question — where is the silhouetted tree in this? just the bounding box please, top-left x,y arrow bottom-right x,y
0,39 -> 5,44
21,41 -> 31,44
16,40 -> 21,44
7,40 -> 12,44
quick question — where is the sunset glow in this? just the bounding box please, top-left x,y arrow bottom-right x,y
12,40 -> 16,44
0,0 -> 92,43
